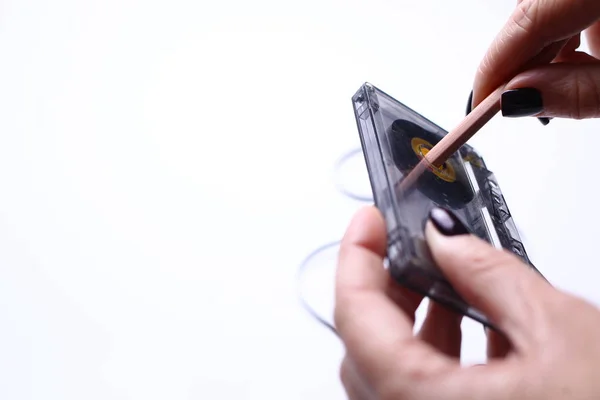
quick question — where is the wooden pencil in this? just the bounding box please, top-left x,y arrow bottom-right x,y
398,40 -> 568,193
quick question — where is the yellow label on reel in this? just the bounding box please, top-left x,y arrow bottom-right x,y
410,137 -> 456,183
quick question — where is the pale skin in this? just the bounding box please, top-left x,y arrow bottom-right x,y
473,0 -> 600,119
335,206 -> 600,399
334,1 -> 600,398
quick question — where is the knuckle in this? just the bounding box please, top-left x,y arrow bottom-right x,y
477,49 -> 496,79
510,0 -> 538,36
570,68 -> 600,119
571,71 -> 584,120
373,371 -> 415,400
450,237 -> 498,267
463,251 -> 504,282
376,382 -> 403,400
450,239 -> 517,282
375,346 -> 449,400
332,294 -> 351,334
339,358 -> 350,386
394,346 -> 438,381
333,304 -> 347,334
332,294 -> 362,338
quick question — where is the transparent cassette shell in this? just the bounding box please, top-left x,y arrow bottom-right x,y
352,83 -> 538,328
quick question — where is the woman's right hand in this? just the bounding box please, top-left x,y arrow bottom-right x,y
472,0 -> 600,120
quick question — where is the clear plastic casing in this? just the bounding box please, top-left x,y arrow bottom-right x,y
352,83 -> 539,328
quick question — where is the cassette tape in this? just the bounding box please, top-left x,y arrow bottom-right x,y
351,82 -> 539,329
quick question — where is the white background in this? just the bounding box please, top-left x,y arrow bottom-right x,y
0,0 -> 599,398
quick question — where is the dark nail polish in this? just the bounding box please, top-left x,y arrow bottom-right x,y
429,207 -> 470,236
501,88 -> 543,117
538,117 -> 551,125
466,90 -> 473,116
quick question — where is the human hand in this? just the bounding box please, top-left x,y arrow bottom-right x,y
334,206 -> 600,399
472,0 -> 600,120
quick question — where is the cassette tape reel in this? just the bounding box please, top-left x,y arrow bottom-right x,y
351,83 -> 539,329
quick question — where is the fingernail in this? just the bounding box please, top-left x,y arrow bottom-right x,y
466,90 -> 473,116
501,88 -> 543,117
428,207 -> 470,236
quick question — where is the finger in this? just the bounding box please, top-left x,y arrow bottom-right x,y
555,34 -> 581,62
555,50 -> 599,64
472,0 -> 600,107
486,328 -> 512,360
334,206 -> 452,388
410,359 -> 523,400
585,20 -> 600,59
424,208 -> 553,351
340,357 -> 371,400
418,301 -> 463,358
385,280 -> 424,324
502,61 -> 600,119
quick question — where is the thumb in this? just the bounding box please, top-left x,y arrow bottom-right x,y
424,208 -> 551,343
501,60 -> 600,120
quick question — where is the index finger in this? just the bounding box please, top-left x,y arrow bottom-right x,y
334,207 -> 451,387
472,0 -> 600,107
